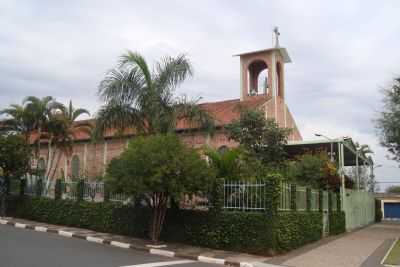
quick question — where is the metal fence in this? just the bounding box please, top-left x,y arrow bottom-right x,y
223,180 -> 339,212
23,178 -> 131,203
223,180 -> 266,211
17,177 -> 340,211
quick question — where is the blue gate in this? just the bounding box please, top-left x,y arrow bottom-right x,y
384,202 -> 400,219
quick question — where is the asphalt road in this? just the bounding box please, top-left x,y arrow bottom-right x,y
0,225 -> 217,267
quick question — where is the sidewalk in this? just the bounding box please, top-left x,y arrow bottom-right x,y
0,217 -> 276,267
263,222 -> 400,267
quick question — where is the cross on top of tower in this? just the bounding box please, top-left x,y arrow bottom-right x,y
273,26 -> 280,48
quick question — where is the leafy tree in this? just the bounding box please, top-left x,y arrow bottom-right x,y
95,51 -> 214,136
226,109 -> 291,167
285,152 -> 337,189
377,77 -> 400,162
106,134 -> 214,243
386,185 -> 400,194
205,147 -> 264,180
0,134 -> 31,216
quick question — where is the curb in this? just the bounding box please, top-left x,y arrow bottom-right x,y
0,218 -> 283,267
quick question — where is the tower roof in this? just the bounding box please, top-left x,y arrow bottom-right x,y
233,47 -> 291,63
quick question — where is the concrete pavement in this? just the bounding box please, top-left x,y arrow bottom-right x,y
265,222 -> 400,267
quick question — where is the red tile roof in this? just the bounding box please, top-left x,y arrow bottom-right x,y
28,96 -> 269,143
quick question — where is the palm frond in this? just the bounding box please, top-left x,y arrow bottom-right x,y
119,51 -> 153,90
95,102 -> 145,137
154,54 -> 193,98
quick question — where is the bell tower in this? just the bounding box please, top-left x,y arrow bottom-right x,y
234,27 -> 291,102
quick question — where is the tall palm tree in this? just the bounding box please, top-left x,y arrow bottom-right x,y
0,104 -> 35,140
95,51 -> 214,137
23,96 -> 55,156
45,100 -> 91,182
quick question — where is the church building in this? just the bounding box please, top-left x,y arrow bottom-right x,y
37,34 -> 302,180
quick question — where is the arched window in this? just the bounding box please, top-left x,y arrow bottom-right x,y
71,155 -> 80,179
247,60 -> 268,96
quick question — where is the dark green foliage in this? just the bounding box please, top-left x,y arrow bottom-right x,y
0,134 -> 31,179
376,77 -> 400,162
54,179 -> 62,200
276,212 -> 323,251
76,179 -> 84,202
205,148 -> 263,181
375,199 -> 382,222
226,110 -> 291,168
7,196 -> 325,255
19,179 -> 26,196
284,152 -> 339,190
106,134 -> 214,242
306,188 -> 311,211
329,211 -> 346,235
290,184 -> 297,211
165,210 -> 275,255
7,196 -> 150,238
35,179 -> 43,197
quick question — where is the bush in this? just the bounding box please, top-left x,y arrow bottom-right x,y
164,210 -> 275,255
329,211 -> 346,235
6,196 -> 325,255
276,211 -> 323,251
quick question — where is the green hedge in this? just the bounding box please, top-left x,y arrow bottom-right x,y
164,210 -> 275,255
7,196 -> 150,238
6,196 -> 324,255
329,211 -> 346,235
276,211 -> 323,251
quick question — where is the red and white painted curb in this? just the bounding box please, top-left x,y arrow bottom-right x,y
0,217 -> 285,267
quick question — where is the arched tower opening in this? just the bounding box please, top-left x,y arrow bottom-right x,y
247,60 -> 268,96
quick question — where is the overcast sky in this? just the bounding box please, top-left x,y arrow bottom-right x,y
1,0 -> 399,190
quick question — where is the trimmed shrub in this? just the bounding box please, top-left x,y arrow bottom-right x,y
375,199 -> 382,222
276,211 -> 322,251
6,196 -> 325,255
329,211 -> 346,235
164,210 -> 275,255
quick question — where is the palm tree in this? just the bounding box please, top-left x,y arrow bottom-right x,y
95,51 -> 214,137
23,96 -> 55,156
0,104 -> 35,141
45,100 -> 91,182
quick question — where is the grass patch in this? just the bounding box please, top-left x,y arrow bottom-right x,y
384,239 -> 400,266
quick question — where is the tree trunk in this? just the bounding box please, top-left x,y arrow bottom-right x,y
50,151 -> 63,181
149,192 -> 168,243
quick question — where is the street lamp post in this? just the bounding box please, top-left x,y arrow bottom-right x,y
315,133 -> 334,162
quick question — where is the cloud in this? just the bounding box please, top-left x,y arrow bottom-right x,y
0,0 -> 399,189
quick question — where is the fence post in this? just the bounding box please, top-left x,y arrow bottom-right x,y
306,187 -> 311,211
76,179 -> 84,202
328,191 -> 333,212
54,179 -> 62,200
104,182 -> 110,202
290,184 -> 297,211
35,179 -> 43,197
19,179 -> 26,196
318,189 -> 323,212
